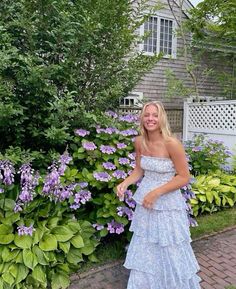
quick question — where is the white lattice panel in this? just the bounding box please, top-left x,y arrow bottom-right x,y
188,102 -> 236,132
183,100 -> 236,167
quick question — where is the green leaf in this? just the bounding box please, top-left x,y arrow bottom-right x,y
205,191 -> 214,203
47,217 -> 60,229
51,226 -> 74,242
15,251 -> 23,263
208,178 -> 220,187
51,272 -> 70,289
99,228 -> 108,237
14,235 -> 32,249
23,249 -> 38,270
198,195 -> 206,202
67,248 -> 83,264
2,247 -> 20,262
0,224 -> 12,234
80,245 -> 95,256
0,199 -> 15,211
1,212 -> 20,225
32,246 -> 49,265
220,185 -> 231,193
32,265 -> 47,285
88,253 -> 99,262
33,228 -> 44,245
39,234 -> 57,251
67,221 -> 81,233
225,196 -> 234,207
15,264 -> 29,284
70,234 -> 84,248
59,242 -> 70,254
0,234 -> 14,244
2,271 -> 14,286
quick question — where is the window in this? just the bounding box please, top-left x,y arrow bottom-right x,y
120,92 -> 143,107
140,15 -> 177,58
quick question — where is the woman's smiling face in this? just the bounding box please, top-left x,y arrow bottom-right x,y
143,104 -> 160,132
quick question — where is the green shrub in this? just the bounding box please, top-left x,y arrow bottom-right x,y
184,134 -> 231,176
0,0 -> 158,153
190,171 -> 236,216
0,155 -> 99,289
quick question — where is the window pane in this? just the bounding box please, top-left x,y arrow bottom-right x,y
159,18 -> 173,56
144,16 -> 158,53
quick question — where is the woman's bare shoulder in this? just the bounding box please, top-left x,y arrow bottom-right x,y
165,136 -> 183,150
135,135 -> 142,144
134,136 -> 143,153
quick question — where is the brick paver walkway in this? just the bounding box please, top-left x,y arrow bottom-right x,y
69,227 -> 236,289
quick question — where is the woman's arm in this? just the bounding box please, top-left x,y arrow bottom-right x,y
142,137 -> 190,208
116,136 -> 144,199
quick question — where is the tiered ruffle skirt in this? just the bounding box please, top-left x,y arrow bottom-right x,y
124,204 -> 201,289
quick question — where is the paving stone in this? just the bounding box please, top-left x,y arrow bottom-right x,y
69,226 -> 236,289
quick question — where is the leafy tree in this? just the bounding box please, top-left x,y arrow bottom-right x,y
0,0 -> 158,152
187,0 -> 236,99
189,0 -> 236,47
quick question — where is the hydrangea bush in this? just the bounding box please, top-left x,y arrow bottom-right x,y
184,134 -> 232,176
185,134 -> 235,216
0,111 -> 197,288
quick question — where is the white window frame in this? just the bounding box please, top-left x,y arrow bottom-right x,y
120,91 -> 143,107
139,12 -> 177,59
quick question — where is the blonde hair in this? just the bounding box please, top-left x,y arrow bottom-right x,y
139,101 -> 172,151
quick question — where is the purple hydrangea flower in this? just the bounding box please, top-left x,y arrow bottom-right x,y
43,166 -> 60,195
127,170 -> 133,176
118,158 -> 130,165
75,129 -> 90,137
128,152 -> 136,160
124,190 -> 136,208
105,110 -> 118,118
129,161 -> 136,169
100,145 -> 116,154
14,204 -> 23,213
104,127 -> 119,134
74,190 -> 92,204
192,146 -> 202,152
119,114 -> 138,123
17,225 -> 35,236
58,151 -> 73,175
119,129 -> 138,136
93,172 -> 112,182
116,143 -> 127,149
78,181 -> 88,188
188,216 -> 198,227
0,188 -> 4,194
16,164 -> 40,207
117,206 -> 134,220
96,126 -> 118,134
112,170 -> 127,179
107,220 -> 124,234
82,141 -> 97,151
102,162 -> 116,170
0,160 -> 15,185
92,224 -> 105,231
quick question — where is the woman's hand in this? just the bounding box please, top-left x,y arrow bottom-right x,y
116,182 -> 128,201
142,190 -> 160,209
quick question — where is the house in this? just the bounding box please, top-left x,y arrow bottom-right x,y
121,0 -> 235,113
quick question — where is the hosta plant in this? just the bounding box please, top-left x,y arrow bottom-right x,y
190,171 -> 236,216
0,156 -> 98,289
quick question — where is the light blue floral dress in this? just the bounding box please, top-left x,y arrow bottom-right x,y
124,155 -> 201,289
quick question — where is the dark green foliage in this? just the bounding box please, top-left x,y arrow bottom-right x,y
187,0 -> 236,99
0,0 -> 158,152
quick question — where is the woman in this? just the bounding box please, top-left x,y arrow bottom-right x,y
116,101 -> 201,289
